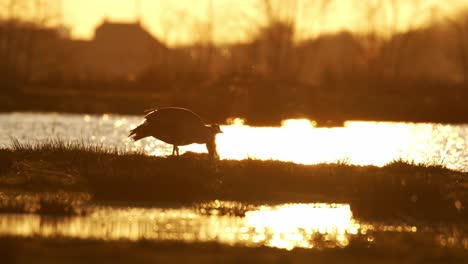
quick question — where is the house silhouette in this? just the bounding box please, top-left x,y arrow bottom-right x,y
60,20 -> 168,81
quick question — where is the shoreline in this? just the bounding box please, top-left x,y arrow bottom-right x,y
0,142 -> 466,223
2,87 -> 468,126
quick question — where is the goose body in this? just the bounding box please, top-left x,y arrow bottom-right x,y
129,107 -> 222,158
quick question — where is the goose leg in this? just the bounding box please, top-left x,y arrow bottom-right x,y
172,145 -> 179,156
206,140 -> 218,161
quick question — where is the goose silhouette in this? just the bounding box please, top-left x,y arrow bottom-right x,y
129,107 -> 222,159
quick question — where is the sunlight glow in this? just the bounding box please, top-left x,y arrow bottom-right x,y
214,119 -> 467,171
244,203 -> 359,250
54,0 -> 468,45
218,120 -> 366,163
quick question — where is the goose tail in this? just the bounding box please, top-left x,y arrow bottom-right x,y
129,123 -> 151,141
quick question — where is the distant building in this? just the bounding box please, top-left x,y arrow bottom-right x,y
32,20 -> 168,82
16,19 -> 466,86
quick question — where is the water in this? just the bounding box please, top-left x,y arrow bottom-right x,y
1,202 -> 465,251
0,112 -> 467,171
0,203 -> 354,250
0,201 -> 468,250
1,112 -> 467,252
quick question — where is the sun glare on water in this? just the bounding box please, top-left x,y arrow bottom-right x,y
0,113 -> 465,170
243,203 -> 359,250
215,118 -> 456,167
0,202 -> 360,250
133,117 -> 467,170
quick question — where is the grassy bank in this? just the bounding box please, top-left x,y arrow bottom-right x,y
0,140 -> 467,222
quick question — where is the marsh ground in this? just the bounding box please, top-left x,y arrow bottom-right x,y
0,142 -> 467,263
1,236 -> 467,264
0,141 -> 466,222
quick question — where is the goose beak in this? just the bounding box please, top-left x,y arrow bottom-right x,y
211,124 -> 223,134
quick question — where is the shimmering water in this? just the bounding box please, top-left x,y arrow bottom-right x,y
0,202 -> 465,250
0,202 -> 358,250
0,112 -> 467,171
0,202 -> 422,249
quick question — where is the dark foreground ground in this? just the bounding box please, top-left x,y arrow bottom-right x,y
0,141 -> 467,263
0,140 -> 466,223
0,236 -> 466,264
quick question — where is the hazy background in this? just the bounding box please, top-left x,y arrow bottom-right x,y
8,0 -> 468,45
1,0 -> 468,125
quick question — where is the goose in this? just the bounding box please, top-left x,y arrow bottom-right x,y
129,107 -> 222,159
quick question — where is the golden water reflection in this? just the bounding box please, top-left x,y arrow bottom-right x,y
0,203 -> 361,250
214,119 -> 468,171
0,201 -> 466,250
243,203 -> 359,249
137,118 -> 468,171
0,113 -> 467,171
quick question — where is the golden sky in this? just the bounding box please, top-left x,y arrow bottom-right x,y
7,0 -> 468,45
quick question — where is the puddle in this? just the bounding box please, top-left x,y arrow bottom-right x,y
1,201 -> 466,250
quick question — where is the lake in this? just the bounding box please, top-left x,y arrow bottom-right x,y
0,112 -> 467,171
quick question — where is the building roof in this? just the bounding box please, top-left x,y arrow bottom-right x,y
94,20 -> 167,49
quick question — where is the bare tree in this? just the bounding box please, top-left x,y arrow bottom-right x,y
252,0 -> 299,80
382,0 -> 425,81
0,0 -> 26,92
358,0 -> 425,82
447,9 -> 468,85
295,0 -> 331,82
0,0 -> 63,92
